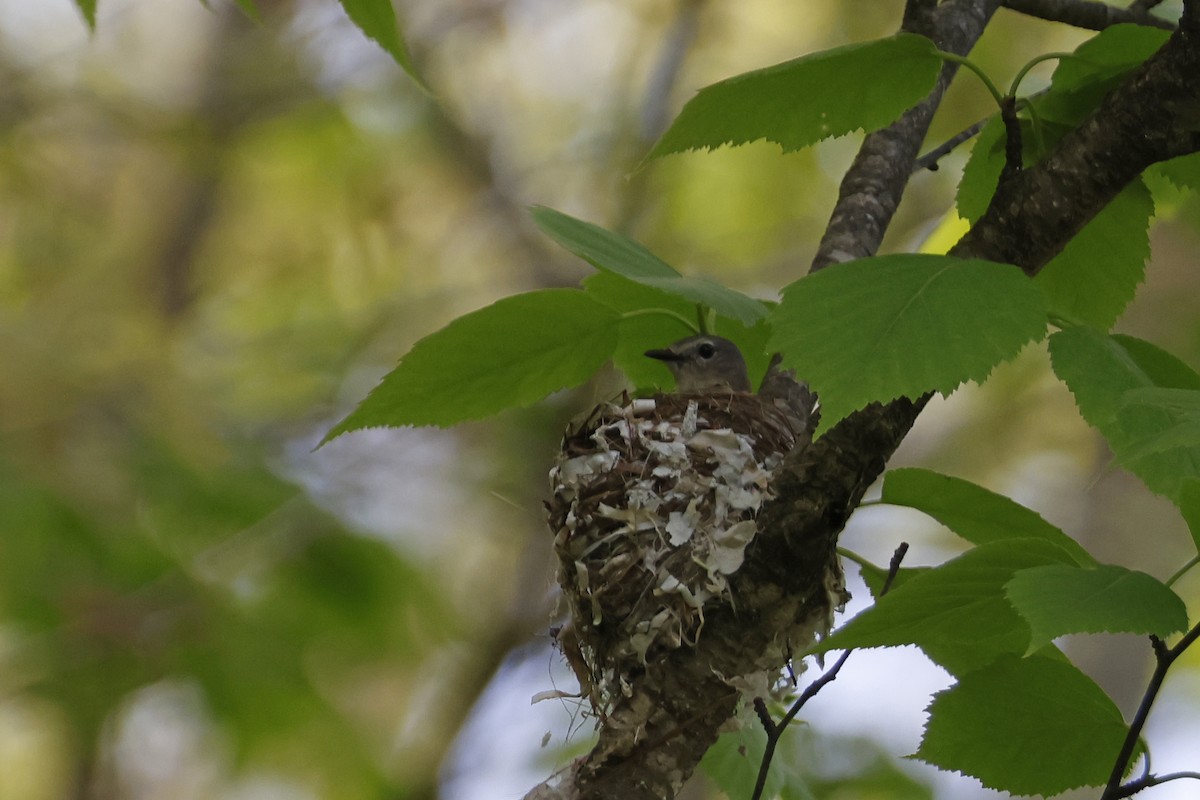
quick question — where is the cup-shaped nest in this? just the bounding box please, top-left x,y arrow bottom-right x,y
548,392 -> 806,709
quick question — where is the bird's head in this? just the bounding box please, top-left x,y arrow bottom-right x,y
644,334 -> 751,393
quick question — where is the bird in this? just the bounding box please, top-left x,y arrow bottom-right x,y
644,334 -> 752,393
646,334 -> 819,436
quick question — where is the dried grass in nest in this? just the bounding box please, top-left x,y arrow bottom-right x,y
547,391 -> 806,711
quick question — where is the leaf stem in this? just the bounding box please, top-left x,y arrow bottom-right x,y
619,307 -> 700,334
1017,95 -> 1046,158
1008,52 -> 1074,97
1102,621 -> 1200,799
835,546 -> 874,570
935,49 -> 1007,109
1117,771 -> 1200,797
1165,554 -> 1200,588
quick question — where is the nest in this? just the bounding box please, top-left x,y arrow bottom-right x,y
547,391 -> 810,711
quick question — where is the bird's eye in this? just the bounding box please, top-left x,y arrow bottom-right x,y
697,342 -> 717,359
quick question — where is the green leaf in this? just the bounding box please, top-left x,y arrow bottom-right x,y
960,147 -> 1150,332
322,289 -> 619,437
955,118 -> 1004,224
801,749 -> 934,800
74,0 -> 97,30
1035,180 -> 1152,329
1114,334 -> 1200,390
1182,479 -> 1200,554
582,272 -> 773,390
1006,564 -> 1187,653
1158,153 -> 1200,192
810,539 -> 1077,675
1117,387 -> 1200,460
1049,328 -> 1200,501
956,117 -> 1072,224
840,541 -> 928,598
769,254 -> 1048,431
532,206 -> 768,324
647,33 -> 942,158
701,727 -> 787,800
915,655 -> 1132,795
1121,387 -> 1200,413
881,468 -> 1095,566
583,272 -> 696,389
958,26 -> 1166,222
1037,25 -> 1170,126
859,563 -> 928,599
1050,25 -> 1170,92
533,206 -> 679,279
637,275 -> 769,326
335,0 -> 426,89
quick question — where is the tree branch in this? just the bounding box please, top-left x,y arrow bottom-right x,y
527,2 -> 1200,798
811,0 -> 1003,270
1002,0 -> 1176,31
953,5 -> 1200,272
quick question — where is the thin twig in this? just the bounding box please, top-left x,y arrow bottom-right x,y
1112,771 -> 1200,799
749,543 -> 910,800
914,117 -> 991,172
1102,621 -> 1200,799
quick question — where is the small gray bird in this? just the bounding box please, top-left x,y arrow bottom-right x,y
646,334 -> 819,437
644,335 -> 751,393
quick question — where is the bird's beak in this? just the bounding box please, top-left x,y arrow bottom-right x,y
644,347 -> 682,362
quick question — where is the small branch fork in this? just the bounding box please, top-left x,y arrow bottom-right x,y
1101,621 -> 1200,800
913,87 -> 1046,173
748,543 -> 910,800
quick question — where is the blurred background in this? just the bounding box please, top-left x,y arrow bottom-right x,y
0,1 -> 1197,798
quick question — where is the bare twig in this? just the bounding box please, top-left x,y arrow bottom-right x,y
914,117 -> 991,172
917,85 -> 1056,173
1101,621 -> 1200,800
749,543 -> 910,800
1002,0 -> 1176,30
1112,771 -> 1200,799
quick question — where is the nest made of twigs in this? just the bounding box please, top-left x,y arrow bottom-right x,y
547,391 -> 805,710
